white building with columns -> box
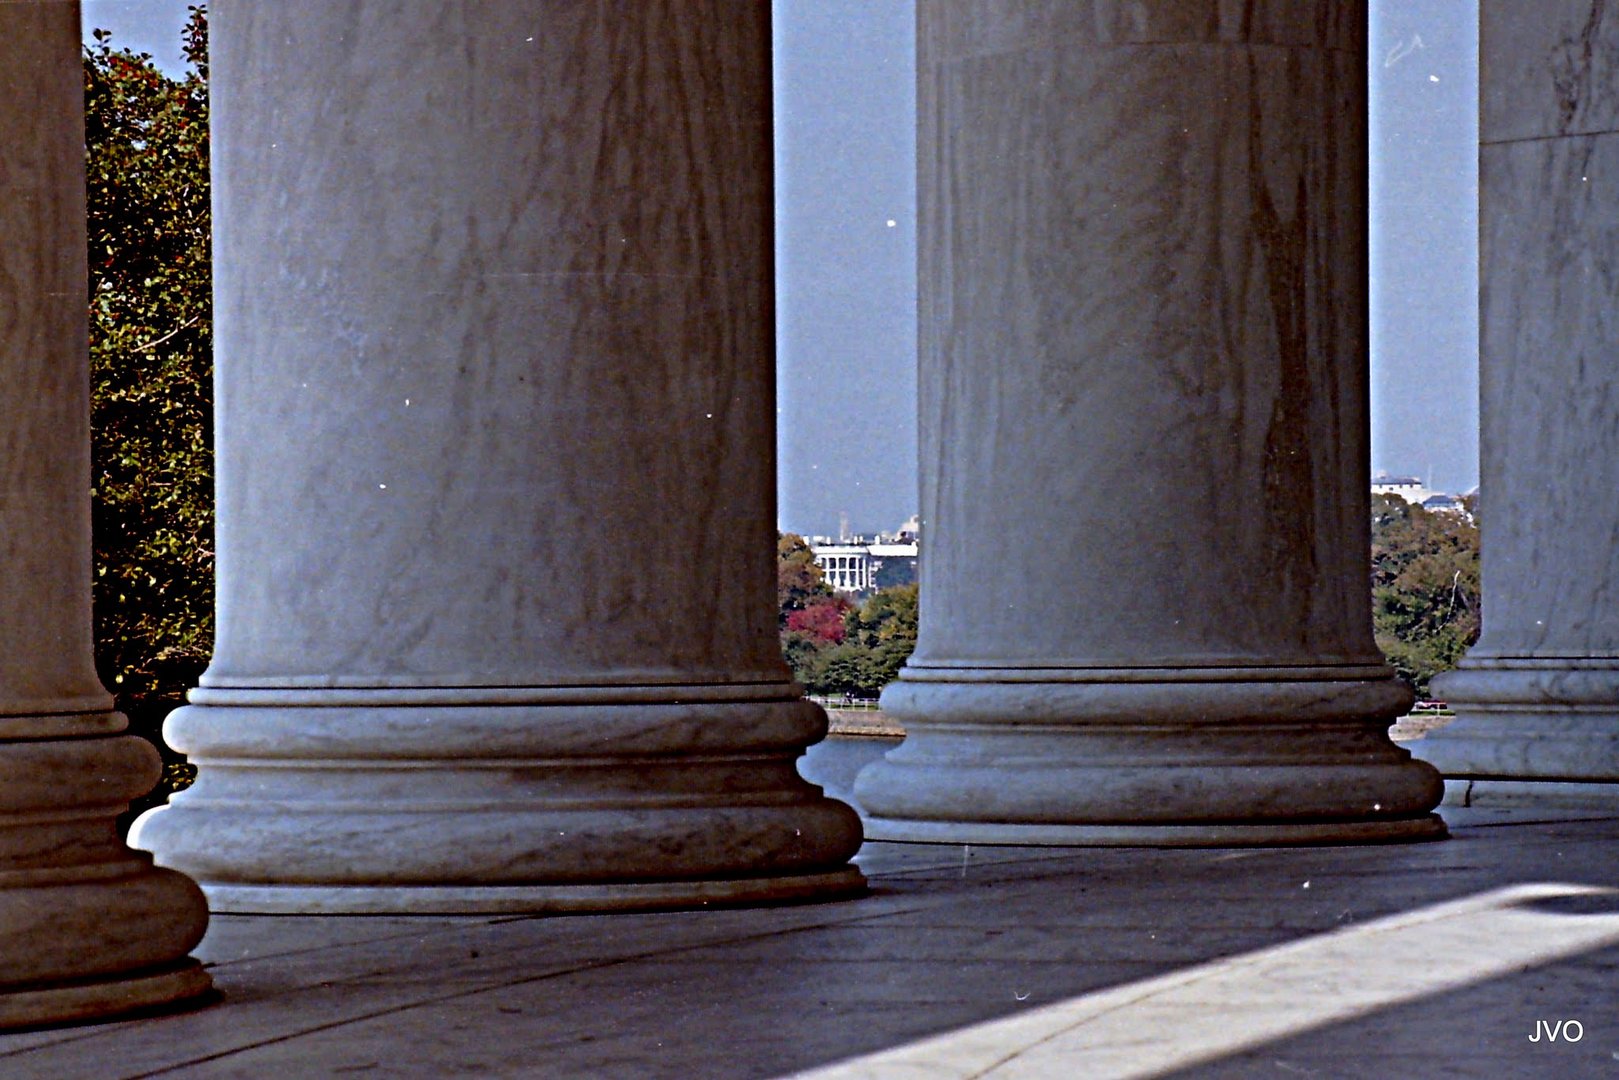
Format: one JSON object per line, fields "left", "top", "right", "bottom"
{"left": 812, "top": 545, "right": 876, "bottom": 593}
{"left": 2, "top": 0, "right": 1616, "bottom": 1033}
{"left": 809, "top": 520, "right": 919, "bottom": 594}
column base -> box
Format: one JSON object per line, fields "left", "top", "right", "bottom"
{"left": 133, "top": 685, "right": 866, "bottom": 914}
{"left": 1442, "top": 779, "right": 1619, "bottom": 813}
{"left": 863, "top": 816, "right": 1445, "bottom": 847}
{"left": 0, "top": 725, "right": 213, "bottom": 1029}
{"left": 0, "top": 961, "right": 213, "bottom": 1032}
{"left": 854, "top": 665, "right": 1446, "bottom": 846}
{"left": 201, "top": 868, "right": 868, "bottom": 915}
{"left": 1420, "top": 661, "right": 1619, "bottom": 786}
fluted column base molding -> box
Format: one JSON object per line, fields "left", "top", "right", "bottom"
{"left": 855, "top": 665, "right": 1447, "bottom": 846}
{"left": 132, "top": 685, "right": 866, "bottom": 914}
{"left": 1441, "top": 780, "right": 1619, "bottom": 812}
{"left": 0, "top": 964, "right": 213, "bottom": 1032}
{"left": 199, "top": 871, "right": 866, "bottom": 917}
{"left": 1421, "top": 660, "right": 1619, "bottom": 810}
{"left": 0, "top": 716, "right": 212, "bottom": 1030}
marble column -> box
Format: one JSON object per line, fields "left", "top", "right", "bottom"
{"left": 854, "top": 1, "right": 1445, "bottom": 845}
{"left": 130, "top": 0, "right": 863, "bottom": 912}
{"left": 1417, "top": 2, "right": 1619, "bottom": 809}
{"left": 0, "top": 4, "right": 211, "bottom": 1027}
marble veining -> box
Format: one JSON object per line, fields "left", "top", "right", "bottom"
{"left": 1473, "top": 134, "right": 1619, "bottom": 655}
{"left": 1419, "top": 4, "right": 1619, "bottom": 795}
{"left": 139, "top": 1, "right": 863, "bottom": 911}
{"left": 916, "top": 27, "right": 1371, "bottom": 664}
{"left": 1482, "top": 0, "right": 1619, "bottom": 143}
{"left": 209, "top": 0, "right": 780, "bottom": 682}
{"left": 856, "top": 0, "right": 1440, "bottom": 845}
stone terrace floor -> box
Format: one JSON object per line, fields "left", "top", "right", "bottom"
{"left": 6, "top": 737, "right": 1619, "bottom": 1079}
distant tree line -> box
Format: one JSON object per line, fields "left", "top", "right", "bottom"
{"left": 780, "top": 497, "right": 1480, "bottom": 702}
{"left": 1370, "top": 492, "right": 1480, "bottom": 698}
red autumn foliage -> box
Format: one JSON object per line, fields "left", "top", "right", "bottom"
{"left": 785, "top": 597, "right": 851, "bottom": 644}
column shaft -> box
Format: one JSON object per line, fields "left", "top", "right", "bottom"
{"left": 132, "top": 0, "right": 863, "bottom": 912}
{"left": 0, "top": 2, "right": 210, "bottom": 1027}
{"left": 855, "top": 0, "right": 1443, "bottom": 844}
{"left": 1420, "top": 1, "right": 1619, "bottom": 808}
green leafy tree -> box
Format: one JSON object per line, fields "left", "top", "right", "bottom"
{"left": 813, "top": 644, "right": 876, "bottom": 698}
{"left": 775, "top": 529, "right": 920, "bottom": 696}
{"left": 1370, "top": 493, "right": 1480, "bottom": 696}
{"left": 819, "top": 582, "right": 919, "bottom": 696}
{"left": 781, "top": 630, "right": 831, "bottom": 692}
{"left": 780, "top": 577, "right": 919, "bottom": 698}
{"left": 85, "top": 9, "right": 212, "bottom": 800}
{"left": 844, "top": 583, "right": 918, "bottom": 650}
{"left": 777, "top": 532, "right": 832, "bottom": 621}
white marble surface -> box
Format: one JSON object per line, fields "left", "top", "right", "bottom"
{"left": 1481, "top": 0, "right": 1619, "bottom": 142}
{"left": 912, "top": 21, "right": 1371, "bottom": 666}
{"left": 857, "top": 0, "right": 1441, "bottom": 843}
{"left": 205, "top": 0, "right": 781, "bottom": 685}
{"left": 1472, "top": 132, "right": 1619, "bottom": 658}
{"left": 137, "top": 0, "right": 862, "bottom": 911}
{"left": 0, "top": 3, "right": 210, "bottom": 1028}
{"left": 1421, "top": 2, "right": 1619, "bottom": 794}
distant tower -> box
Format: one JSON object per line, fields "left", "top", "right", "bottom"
{"left": 839, "top": 511, "right": 850, "bottom": 543}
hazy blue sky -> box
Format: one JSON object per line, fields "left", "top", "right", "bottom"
{"left": 82, "top": 0, "right": 192, "bottom": 71}
{"left": 84, "top": 1, "right": 1481, "bottom": 538}
{"left": 773, "top": 4, "right": 917, "bottom": 539}
{"left": 1368, "top": 1, "right": 1479, "bottom": 501}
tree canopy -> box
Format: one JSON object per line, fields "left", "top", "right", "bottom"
{"left": 776, "top": 532, "right": 831, "bottom": 620}
{"left": 1370, "top": 493, "right": 1480, "bottom": 697}
{"left": 85, "top": 8, "right": 212, "bottom": 799}
{"left": 777, "top": 533, "right": 918, "bottom": 697}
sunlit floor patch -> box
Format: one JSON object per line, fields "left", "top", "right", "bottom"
{"left": 794, "top": 882, "right": 1619, "bottom": 1079}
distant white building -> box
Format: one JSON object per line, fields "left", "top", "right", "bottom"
{"left": 1372, "top": 474, "right": 1474, "bottom": 521}
{"left": 813, "top": 544, "right": 877, "bottom": 592}
{"left": 1371, "top": 473, "right": 1436, "bottom": 506}
{"left": 809, "top": 516, "right": 919, "bottom": 594}
{"left": 1422, "top": 493, "right": 1466, "bottom": 515}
